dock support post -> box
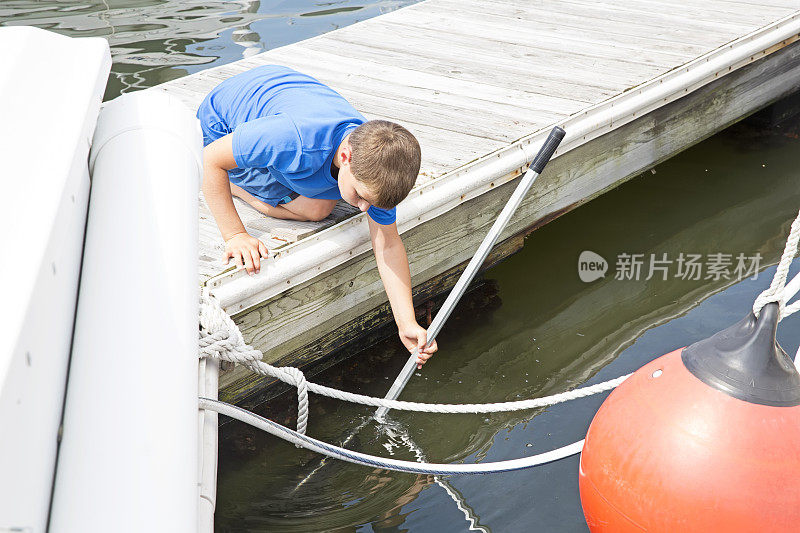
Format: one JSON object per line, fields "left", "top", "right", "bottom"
{"left": 198, "top": 358, "right": 219, "bottom": 533}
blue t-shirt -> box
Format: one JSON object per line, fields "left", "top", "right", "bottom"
{"left": 199, "top": 65, "right": 396, "bottom": 225}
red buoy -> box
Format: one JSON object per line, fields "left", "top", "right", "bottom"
{"left": 579, "top": 303, "right": 800, "bottom": 532}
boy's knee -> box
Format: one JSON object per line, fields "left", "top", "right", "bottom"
{"left": 284, "top": 198, "right": 336, "bottom": 221}
{"left": 304, "top": 203, "right": 334, "bottom": 221}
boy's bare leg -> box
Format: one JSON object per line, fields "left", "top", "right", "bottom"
{"left": 229, "top": 182, "right": 306, "bottom": 221}
{"left": 282, "top": 196, "right": 338, "bottom": 222}
{"left": 229, "top": 182, "right": 336, "bottom": 222}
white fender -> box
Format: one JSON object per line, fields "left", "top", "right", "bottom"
{"left": 50, "top": 90, "right": 202, "bottom": 532}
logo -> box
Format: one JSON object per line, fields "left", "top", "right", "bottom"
{"left": 576, "top": 251, "right": 760, "bottom": 282}
{"left": 578, "top": 251, "right": 608, "bottom": 282}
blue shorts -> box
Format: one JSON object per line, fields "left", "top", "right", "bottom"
{"left": 197, "top": 100, "right": 300, "bottom": 207}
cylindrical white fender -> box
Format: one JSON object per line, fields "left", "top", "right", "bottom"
{"left": 50, "top": 90, "right": 202, "bottom": 532}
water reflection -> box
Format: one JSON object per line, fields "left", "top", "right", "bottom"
{"left": 231, "top": 1, "right": 263, "bottom": 59}
{"left": 1, "top": 0, "right": 419, "bottom": 99}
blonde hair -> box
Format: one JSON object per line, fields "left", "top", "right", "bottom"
{"left": 348, "top": 120, "right": 421, "bottom": 209}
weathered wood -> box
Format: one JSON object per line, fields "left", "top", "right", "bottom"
{"left": 218, "top": 39, "right": 800, "bottom": 402}
{"left": 329, "top": 17, "right": 680, "bottom": 76}
{"left": 558, "top": 0, "right": 792, "bottom": 27}
{"left": 323, "top": 26, "right": 668, "bottom": 91}
{"left": 446, "top": 0, "right": 758, "bottom": 41}
{"left": 253, "top": 49, "right": 582, "bottom": 131}
{"left": 283, "top": 40, "right": 622, "bottom": 103}
{"left": 351, "top": 18, "right": 687, "bottom": 68}
{"left": 383, "top": 8, "right": 707, "bottom": 60}
{"left": 243, "top": 51, "right": 593, "bottom": 110}
{"left": 266, "top": 44, "right": 577, "bottom": 140}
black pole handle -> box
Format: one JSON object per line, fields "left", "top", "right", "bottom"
{"left": 530, "top": 126, "right": 566, "bottom": 174}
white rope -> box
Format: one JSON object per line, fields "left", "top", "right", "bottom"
{"left": 199, "top": 289, "right": 629, "bottom": 437}
{"left": 753, "top": 208, "right": 800, "bottom": 320}
{"left": 199, "top": 397, "right": 585, "bottom": 476}
{"left": 199, "top": 289, "right": 627, "bottom": 408}
{"left": 199, "top": 289, "right": 309, "bottom": 436}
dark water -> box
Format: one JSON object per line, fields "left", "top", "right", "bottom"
{"left": 0, "top": 0, "right": 419, "bottom": 101}
{"left": 215, "top": 111, "right": 800, "bottom": 532}
{"left": 7, "top": 2, "right": 800, "bottom": 531}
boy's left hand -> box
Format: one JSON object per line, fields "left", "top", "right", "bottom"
{"left": 398, "top": 322, "right": 438, "bottom": 369}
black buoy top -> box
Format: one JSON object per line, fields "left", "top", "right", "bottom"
{"left": 682, "top": 302, "right": 800, "bottom": 406}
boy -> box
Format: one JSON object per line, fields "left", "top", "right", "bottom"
{"left": 198, "top": 65, "right": 437, "bottom": 367}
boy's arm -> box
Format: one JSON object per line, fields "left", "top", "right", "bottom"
{"left": 368, "top": 218, "right": 438, "bottom": 367}
{"left": 203, "top": 134, "right": 268, "bottom": 275}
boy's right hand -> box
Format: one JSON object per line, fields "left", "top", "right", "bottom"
{"left": 224, "top": 232, "right": 269, "bottom": 275}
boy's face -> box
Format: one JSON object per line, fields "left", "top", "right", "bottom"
{"left": 337, "top": 140, "right": 376, "bottom": 213}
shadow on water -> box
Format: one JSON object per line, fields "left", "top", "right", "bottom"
{"left": 216, "top": 104, "right": 800, "bottom": 532}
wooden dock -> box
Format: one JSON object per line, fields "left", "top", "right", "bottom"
{"left": 146, "top": 0, "right": 800, "bottom": 405}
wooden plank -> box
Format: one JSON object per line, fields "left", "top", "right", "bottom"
{"left": 241, "top": 49, "right": 586, "bottom": 126}
{"left": 234, "top": 52, "right": 593, "bottom": 110}
{"left": 559, "top": 0, "right": 794, "bottom": 26}
{"left": 335, "top": 17, "right": 685, "bottom": 70}
{"left": 199, "top": 194, "right": 350, "bottom": 281}
{"left": 269, "top": 41, "right": 618, "bottom": 103}
{"left": 446, "top": 0, "right": 761, "bottom": 36}
{"left": 165, "top": 78, "right": 218, "bottom": 109}
{"left": 364, "top": 19, "right": 690, "bottom": 69}
{"left": 152, "top": 84, "right": 204, "bottom": 110}
{"left": 230, "top": 197, "right": 353, "bottom": 242}
{"left": 319, "top": 83, "right": 561, "bottom": 143}
{"left": 383, "top": 6, "right": 708, "bottom": 59}
{"left": 424, "top": 0, "right": 750, "bottom": 46}
{"left": 198, "top": 224, "right": 221, "bottom": 246}
{"left": 296, "top": 37, "right": 647, "bottom": 96}
{"left": 326, "top": 21, "right": 671, "bottom": 88}
{"left": 270, "top": 41, "right": 600, "bottom": 115}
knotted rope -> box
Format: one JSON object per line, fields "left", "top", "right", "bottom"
{"left": 200, "top": 289, "right": 309, "bottom": 437}
{"left": 753, "top": 208, "right": 800, "bottom": 320}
